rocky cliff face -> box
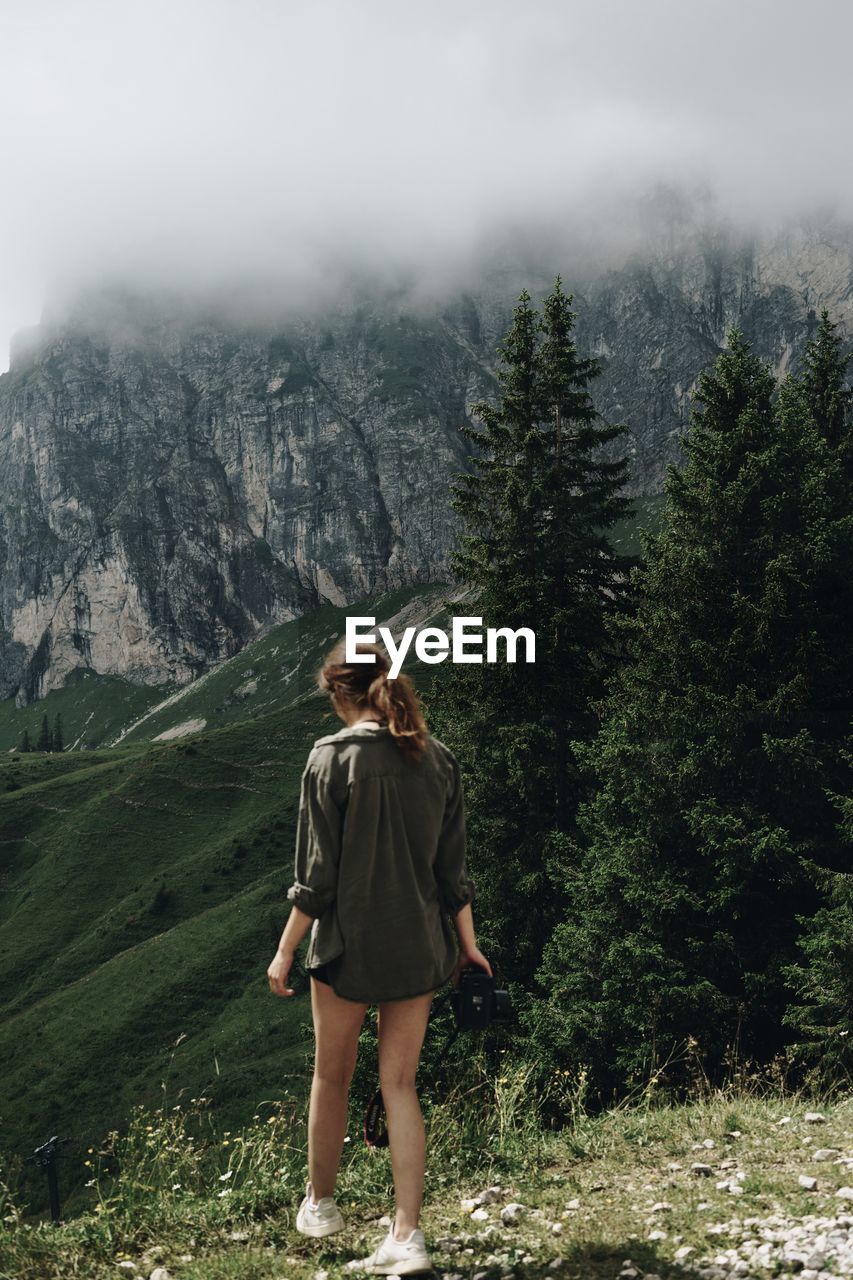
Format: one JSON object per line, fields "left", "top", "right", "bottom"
{"left": 2, "top": 213, "right": 852, "bottom": 704}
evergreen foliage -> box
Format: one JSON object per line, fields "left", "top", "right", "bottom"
{"left": 36, "top": 713, "right": 52, "bottom": 752}
{"left": 427, "top": 278, "right": 634, "bottom": 989}
{"left": 53, "top": 712, "right": 64, "bottom": 753}
{"left": 18, "top": 729, "right": 32, "bottom": 753}
{"left": 532, "top": 327, "right": 853, "bottom": 1099}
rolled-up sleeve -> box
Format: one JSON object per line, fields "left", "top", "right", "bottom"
{"left": 434, "top": 753, "right": 476, "bottom": 915}
{"left": 287, "top": 748, "right": 343, "bottom": 919}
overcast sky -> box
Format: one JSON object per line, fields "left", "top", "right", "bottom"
{"left": 1, "top": 0, "right": 852, "bottom": 369}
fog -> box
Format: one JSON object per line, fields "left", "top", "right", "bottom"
{"left": 1, "top": 0, "right": 852, "bottom": 369}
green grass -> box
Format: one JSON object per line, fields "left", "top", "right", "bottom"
{"left": 0, "top": 702, "right": 332, "bottom": 1215}
{"left": 0, "top": 1066, "right": 849, "bottom": 1280}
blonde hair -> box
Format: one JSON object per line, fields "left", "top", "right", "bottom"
{"left": 317, "top": 640, "right": 428, "bottom": 762}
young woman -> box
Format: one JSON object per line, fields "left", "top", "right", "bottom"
{"left": 267, "top": 639, "right": 491, "bottom": 1275}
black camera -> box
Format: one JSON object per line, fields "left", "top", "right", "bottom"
{"left": 449, "top": 965, "right": 512, "bottom": 1031}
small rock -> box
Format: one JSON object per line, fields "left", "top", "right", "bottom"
{"left": 547, "top": 1260, "right": 564, "bottom": 1273}
{"left": 732, "top": 1264, "right": 750, "bottom": 1276}
{"left": 725, "top": 1130, "right": 742, "bottom": 1139}
{"left": 813, "top": 1148, "right": 840, "bottom": 1161}
{"left": 550, "top": 1222, "right": 563, "bottom": 1235}
{"left": 500, "top": 1203, "right": 525, "bottom": 1226}
{"left": 777, "top": 1116, "right": 793, "bottom": 1126}
{"left": 836, "top": 1186, "right": 853, "bottom": 1199}
{"left": 565, "top": 1197, "right": 581, "bottom": 1210}
{"left": 647, "top": 1230, "right": 667, "bottom": 1241}
{"left": 644, "top": 1274, "right": 663, "bottom": 1280}
{"left": 798, "top": 1175, "right": 818, "bottom": 1190}
{"left": 379, "top": 1214, "right": 393, "bottom": 1227}
{"left": 668, "top": 1161, "right": 683, "bottom": 1171}
{"left": 649, "top": 1201, "right": 672, "bottom": 1212}
{"left": 442, "top": 1274, "right": 464, "bottom": 1280}
{"left": 470, "top": 1208, "right": 489, "bottom": 1222}
{"left": 473, "top": 1271, "right": 490, "bottom": 1280}
{"left": 692, "top": 1163, "right": 714, "bottom": 1176}
{"left": 674, "top": 1247, "right": 695, "bottom": 1260}
{"left": 460, "top": 1199, "right": 479, "bottom": 1214}
{"left": 149, "top": 1270, "right": 172, "bottom": 1280}
{"left": 702, "top": 1139, "right": 716, "bottom": 1149}
{"left": 229, "top": 1230, "right": 250, "bottom": 1242}
{"left": 719, "top": 1160, "right": 737, "bottom": 1170}
{"left": 803, "top": 1111, "right": 826, "bottom": 1124}
{"left": 804, "top": 1253, "right": 827, "bottom": 1270}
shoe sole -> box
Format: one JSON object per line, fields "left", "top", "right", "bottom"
{"left": 358, "top": 1259, "right": 433, "bottom": 1275}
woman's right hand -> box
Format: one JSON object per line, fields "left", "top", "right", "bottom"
{"left": 454, "top": 944, "right": 493, "bottom": 984}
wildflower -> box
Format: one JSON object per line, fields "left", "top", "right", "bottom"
{"left": 218, "top": 1171, "right": 233, "bottom": 1181}
{"left": 84, "top": 1160, "right": 92, "bottom": 1168}
{"left": 223, "top": 1140, "right": 230, "bottom": 1146}
{"left": 87, "top": 1146, "right": 94, "bottom": 1154}
{"left": 267, "top": 1116, "right": 276, "bottom": 1124}
{"left": 217, "top": 1189, "right": 230, "bottom": 1198}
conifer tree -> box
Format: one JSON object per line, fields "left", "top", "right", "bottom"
{"left": 36, "top": 714, "right": 52, "bottom": 753}
{"left": 427, "top": 279, "right": 634, "bottom": 986}
{"left": 19, "top": 729, "right": 32, "bottom": 753}
{"left": 53, "top": 713, "right": 64, "bottom": 753}
{"left": 532, "top": 328, "right": 853, "bottom": 1096}
{"left": 780, "top": 312, "right": 853, "bottom": 1086}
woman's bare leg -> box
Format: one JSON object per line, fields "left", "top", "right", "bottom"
{"left": 308, "top": 977, "right": 369, "bottom": 1200}
{"left": 377, "top": 990, "right": 435, "bottom": 1240}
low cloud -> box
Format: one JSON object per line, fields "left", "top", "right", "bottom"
{"left": 1, "top": 0, "right": 852, "bottom": 366}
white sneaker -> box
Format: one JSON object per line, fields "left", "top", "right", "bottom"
{"left": 344, "top": 1225, "right": 432, "bottom": 1275}
{"left": 296, "top": 1180, "right": 345, "bottom": 1237}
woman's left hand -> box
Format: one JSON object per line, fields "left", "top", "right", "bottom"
{"left": 267, "top": 948, "right": 295, "bottom": 997}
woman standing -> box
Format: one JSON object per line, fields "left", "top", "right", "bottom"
{"left": 267, "top": 640, "right": 491, "bottom": 1275}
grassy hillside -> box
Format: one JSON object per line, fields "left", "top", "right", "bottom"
{"left": 1, "top": 1077, "right": 850, "bottom": 1279}
{"left": 0, "top": 701, "right": 329, "bottom": 1213}
{"left": 0, "top": 582, "right": 453, "bottom": 754}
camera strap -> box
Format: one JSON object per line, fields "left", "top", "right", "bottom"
{"left": 363, "top": 990, "right": 461, "bottom": 1148}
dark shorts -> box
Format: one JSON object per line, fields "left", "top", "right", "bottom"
{"left": 307, "top": 963, "right": 333, "bottom": 987}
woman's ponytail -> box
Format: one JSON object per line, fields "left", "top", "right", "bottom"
{"left": 318, "top": 641, "right": 428, "bottom": 762}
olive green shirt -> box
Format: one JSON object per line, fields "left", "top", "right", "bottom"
{"left": 286, "top": 721, "right": 475, "bottom": 1002}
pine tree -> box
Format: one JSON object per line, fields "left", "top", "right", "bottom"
{"left": 52, "top": 713, "right": 64, "bottom": 753}
{"left": 19, "top": 729, "right": 32, "bottom": 753}
{"left": 532, "top": 328, "right": 853, "bottom": 1097}
{"left": 36, "top": 714, "right": 52, "bottom": 753}
{"left": 427, "top": 279, "right": 634, "bottom": 989}
{"left": 803, "top": 308, "right": 852, "bottom": 453}
{"left": 780, "top": 313, "right": 853, "bottom": 1088}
